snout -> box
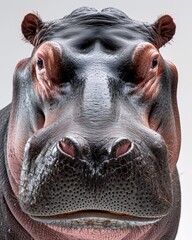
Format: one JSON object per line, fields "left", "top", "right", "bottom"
{"left": 19, "top": 132, "right": 172, "bottom": 224}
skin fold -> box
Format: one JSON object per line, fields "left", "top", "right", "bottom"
{"left": 0, "top": 7, "right": 181, "bottom": 240}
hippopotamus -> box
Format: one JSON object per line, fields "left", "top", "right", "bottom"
{"left": 0, "top": 7, "right": 181, "bottom": 240}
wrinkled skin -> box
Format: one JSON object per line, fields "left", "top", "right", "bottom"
{"left": 0, "top": 7, "right": 181, "bottom": 240}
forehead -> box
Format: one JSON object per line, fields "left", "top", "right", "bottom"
{"left": 36, "top": 8, "right": 154, "bottom": 50}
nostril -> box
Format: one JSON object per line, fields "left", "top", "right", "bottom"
{"left": 116, "top": 142, "right": 131, "bottom": 158}
{"left": 112, "top": 139, "right": 132, "bottom": 158}
{"left": 58, "top": 140, "right": 75, "bottom": 158}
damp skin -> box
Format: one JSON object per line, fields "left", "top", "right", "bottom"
{"left": 0, "top": 7, "right": 181, "bottom": 240}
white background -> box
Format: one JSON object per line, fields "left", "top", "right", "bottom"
{"left": 0, "top": 1, "right": 191, "bottom": 239}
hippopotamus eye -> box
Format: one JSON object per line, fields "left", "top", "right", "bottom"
{"left": 37, "top": 58, "right": 44, "bottom": 70}
{"left": 151, "top": 58, "right": 158, "bottom": 69}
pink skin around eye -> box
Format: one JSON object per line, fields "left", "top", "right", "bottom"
{"left": 132, "top": 43, "right": 159, "bottom": 79}
{"left": 131, "top": 43, "right": 162, "bottom": 101}
{"left": 33, "top": 41, "right": 62, "bottom": 97}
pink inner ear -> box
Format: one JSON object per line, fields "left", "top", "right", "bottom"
{"left": 116, "top": 142, "right": 131, "bottom": 158}
{"left": 59, "top": 141, "right": 75, "bottom": 158}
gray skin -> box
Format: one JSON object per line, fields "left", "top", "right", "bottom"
{"left": 0, "top": 7, "right": 181, "bottom": 240}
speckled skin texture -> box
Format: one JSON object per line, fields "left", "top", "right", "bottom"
{"left": 0, "top": 7, "right": 181, "bottom": 240}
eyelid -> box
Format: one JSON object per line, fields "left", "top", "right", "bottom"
{"left": 36, "top": 52, "right": 46, "bottom": 64}
{"left": 150, "top": 51, "right": 159, "bottom": 62}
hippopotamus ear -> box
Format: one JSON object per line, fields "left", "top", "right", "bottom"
{"left": 21, "top": 13, "right": 43, "bottom": 45}
{"left": 153, "top": 15, "right": 176, "bottom": 48}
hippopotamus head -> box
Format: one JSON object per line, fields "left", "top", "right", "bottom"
{"left": 6, "top": 7, "right": 180, "bottom": 240}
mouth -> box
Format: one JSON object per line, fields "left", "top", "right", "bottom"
{"left": 31, "top": 210, "right": 161, "bottom": 229}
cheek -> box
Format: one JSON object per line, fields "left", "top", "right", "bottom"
{"left": 7, "top": 114, "right": 33, "bottom": 195}
{"left": 166, "top": 60, "right": 178, "bottom": 80}
{"left": 148, "top": 111, "right": 179, "bottom": 172}
{"left": 158, "top": 120, "right": 179, "bottom": 172}
{"left": 33, "top": 110, "right": 45, "bottom": 132}
{"left": 41, "top": 106, "right": 64, "bottom": 129}
{"left": 7, "top": 135, "right": 24, "bottom": 196}
{"left": 144, "top": 106, "right": 178, "bottom": 172}
{"left": 7, "top": 129, "right": 25, "bottom": 175}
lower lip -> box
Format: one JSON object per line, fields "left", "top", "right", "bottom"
{"left": 31, "top": 211, "right": 160, "bottom": 229}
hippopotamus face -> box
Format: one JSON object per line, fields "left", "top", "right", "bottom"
{"left": 6, "top": 7, "right": 180, "bottom": 240}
